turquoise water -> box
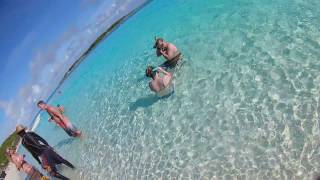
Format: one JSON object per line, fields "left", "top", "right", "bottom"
{"left": 22, "top": 0, "right": 320, "bottom": 179}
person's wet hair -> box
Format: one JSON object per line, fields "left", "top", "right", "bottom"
{"left": 146, "top": 66, "right": 155, "bottom": 78}
{"left": 153, "top": 38, "right": 164, "bottom": 49}
{"left": 37, "top": 100, "right": 45, "bottom": 106}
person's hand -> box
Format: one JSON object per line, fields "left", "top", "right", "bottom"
{"left": 160, "top": 48, "right": 165, "bottom": 54}
{"left": 152, "top": 67, "right": 159, "bottom": 72}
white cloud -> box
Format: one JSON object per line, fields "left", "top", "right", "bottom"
{"left": 32, "top": 84, "right": 41, "bottom": 94}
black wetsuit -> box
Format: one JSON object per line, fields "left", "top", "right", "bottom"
{"left": 21, "top": 132, "right": 48, "bottom": 164}
{"left": 21, "top": 132, "right": 74, "bottom": 180}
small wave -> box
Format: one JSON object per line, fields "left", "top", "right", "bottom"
{"left": 31, "top": 114, "right": 41, "bottom": 131}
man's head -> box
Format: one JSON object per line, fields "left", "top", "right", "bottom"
{"left": 146, "top": 66, "right": 155, "bottom": 78}
{"left": 16, "top": 124, "right": 26, "bottom": 136}
{"left": 6, "top": 147, "right": 15, "bottom": 156}
{"left": 37, "top": 100, "right": 46, "bottom": 109}
{"left": 153, "top": 38, "right": 164, "bottom": 49}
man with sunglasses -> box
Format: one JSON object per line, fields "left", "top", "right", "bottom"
{"left": 153, "top": 37, "right": 182, "bottom": 69}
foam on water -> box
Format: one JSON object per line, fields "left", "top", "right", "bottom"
{"left": 21, "top": 0, "right": 320, "bottom": 179}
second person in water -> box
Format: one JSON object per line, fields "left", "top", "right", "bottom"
{"left": 37, "top": 101, "right": 81, "bottom": 137}
{"left": 146, "top": 66, "right": 174, "bottom": 97}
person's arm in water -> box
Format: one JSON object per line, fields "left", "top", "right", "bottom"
{"left": 49, "top": 107, "right": 65, "bottom": 122}
{"left": 157, "top": 67, "right": 171, "bottom": 76}
{"left": 168, "top": 43, "right": 178, "bottom": 58}
{"left": 149, "top": 82, "right": 155, "bottom": 92}
{"left": 57, "top": 105, "right": 65, "bottom": 113}
{"left": 30, "top": 132, "right": 49, "bottom": 146}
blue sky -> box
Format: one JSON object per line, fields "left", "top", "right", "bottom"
{"left": 0, "top": 0, "right": 146, "bottom": 143}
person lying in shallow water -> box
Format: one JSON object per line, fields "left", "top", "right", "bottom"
{"left": 37, "top": 101, "right": 81, "bottom": 137}
{"left": 146, "top": 66, "right": 174, "bottom": 97}
{"left": 153, "top": 37, "right": 182, "bottom": 69}
{"left": 6, "top": 148, "right": 50, "bottom": 180}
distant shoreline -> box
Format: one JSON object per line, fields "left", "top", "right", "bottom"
{"left": 54, "top": 1, "right": 152, "bottom": 97}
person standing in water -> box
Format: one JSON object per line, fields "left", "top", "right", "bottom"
{"left": 153, "top": 37, "right": 182, "bottom": 69}
{"left": 37, "top": 101, "right": 81, "bottom": 137}
{"left": 16, "top": 125, "right": 74, "bottom": 180}
{"left": 6, "top": 148, "right": 50, "bottom": 180}
{"left": 146, "top": 66, "right": 174, "bottom": 97}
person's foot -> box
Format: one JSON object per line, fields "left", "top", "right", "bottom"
{"left": 75, "top": 131, "right": 81, "bottom": 137}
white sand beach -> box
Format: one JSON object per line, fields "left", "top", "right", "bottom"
{"left": 4, "top": 162, "right": 23, "bottom": 180}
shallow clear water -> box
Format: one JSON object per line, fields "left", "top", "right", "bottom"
{"left": 21, "top": 0, "right": 320, "bottom": 179}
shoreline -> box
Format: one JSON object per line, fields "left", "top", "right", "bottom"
{"left": 48, "top": 1, "right": 152, "bottom": 103}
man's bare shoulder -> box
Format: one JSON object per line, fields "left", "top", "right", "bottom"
{"left": 168, "top": 43, "right": 177, "bottom": 50}
{"left": 47, "top": 105, "right": 58, "bottom": 112}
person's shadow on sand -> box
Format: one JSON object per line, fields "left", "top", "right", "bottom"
{"left": 129, "top": 95, "right": 159, "bottom": 111}
{"left": 129, "top": 94, "right": 173, "bottom": 111}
